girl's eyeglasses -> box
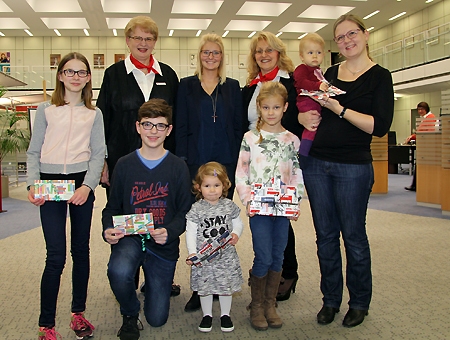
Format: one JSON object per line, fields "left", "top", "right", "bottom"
{"left": 62, "top": 69, "right": 89, "bottom": 78}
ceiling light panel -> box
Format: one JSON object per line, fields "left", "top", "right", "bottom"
{"left": 298, "top": 5, "right": 354, "bottom": 20}
{"left": 26, "top": 0, "right": 82, "bottom": 12}
{"left": 280, "top": 22, "right": 327, "bottom": 33}
{"left": 172, "top": 0, "right": 223, "bottom": 14}
{"left": 41, "top": 18, "right": 89, "bottom": 29}
{"left": 0, "top": 1, "right": 12, "bottom": 12}
{"left": 237, "top": 2, "right": 291, "bottom": 17}
{"left": 101, "top": 0, "right": 151, "bottom": 13}
{"left": 0, "top": 18, "right": 28, "bottom": 29}
{"left": 167, "top": 19, "right": 212, "bottom": 30}
{"left": 106, "top": 18, "right": 133, "bottom": 29}
{"left": 224, "top": 20, "right": 271, "bottom": 31}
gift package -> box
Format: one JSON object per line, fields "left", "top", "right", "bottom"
{"left": 113, "top": 213, "right": 155, "bottom": 235}
{"left": 188, "top": 230, "right": 233, "bottom": 266}
{"left": 34, "top": 180, "right": 75, "bottom": 201}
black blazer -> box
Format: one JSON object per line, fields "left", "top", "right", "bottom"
{"left": 97, "top": 60, "right": 179, "bottom": 176}
{"left": 241, "top": 75, "right": 302, "bottom": 138}
{"left": 175, "top": 75, "right": 242, "bottom": 166}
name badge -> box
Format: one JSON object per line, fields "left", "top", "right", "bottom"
{"left": 156, "top": 82, "right": 166, "bottom": 85}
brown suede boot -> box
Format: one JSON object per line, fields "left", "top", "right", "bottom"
{"left": 250, "top": 274, "right": 268, "bottom": 331}
{"left": 264, "top": 270, "right": 283, "bottom": 328}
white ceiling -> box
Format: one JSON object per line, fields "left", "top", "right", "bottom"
{"left": 0, "top": 0, "right": 438, "bottom": 40}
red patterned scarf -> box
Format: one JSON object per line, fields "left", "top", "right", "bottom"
{"left": 249, "top": 66, "right": 279, "bottom": 87}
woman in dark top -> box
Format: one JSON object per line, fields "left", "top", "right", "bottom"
{"left": 241, "top": 31, "right": 299, "bottom": 301}
{"left": 293, "top": 14, "right": 394, "bottom": 328}
{"left": 175, "top": 33, "right": 242, "bottom": 312}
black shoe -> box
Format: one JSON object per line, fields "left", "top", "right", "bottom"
{"left": 171, "top": 284, "right": 181, "bottom": 296}
{"left": 184, "top": 291, "right": 201, "bottom": 312}
{"left": 317, "top": 306, "right": 339, "bottom": 325}
{"left": 117, "top": 315, "right": 142, "bottom": 340}
{"left": 198, "top": 316, "right": 213, "bottom": 332}
{"left": 405, "top": 186, "right": 416, "bottom": 191}
{"left": 220, "top": 315, "right": 234, "bottom": 332}
{"left": 342, "top": 309, "right": 368, "bottom": 328}
{"left": 276, "top": 276, "right": 298, "bottom": 301}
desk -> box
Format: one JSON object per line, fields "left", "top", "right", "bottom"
{"left": 388, "top": 145, "right": 415, "bottom": 175}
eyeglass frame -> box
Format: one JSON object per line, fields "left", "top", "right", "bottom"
{"left": 255, "top": 48, "right": 276, "bottom": 55}
{"left": 139, "top": 121, "right": 170, "bottom": 131}
{"left": 128, "top": 36, "right": 156, "bottom": 43}
{"left": 201, "top": 50, "right": 222, "bottom": 57}
{"left": 333, "top": 29, "right": 362, "bottom": 44}
{"left": 61, "top": 69, "right": 90, "bottom": 78}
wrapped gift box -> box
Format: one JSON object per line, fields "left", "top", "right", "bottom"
{"left": 188, "top": 230, "right": 233, "bottom": 266}
{"left": 34, "top": 180, "right": 75, "bottom": 201}
{"left": 113, "top": 213, "right": 154, "bottom": 235}
{"left": 249, "top": 177, "right": 299, "bottom": 217}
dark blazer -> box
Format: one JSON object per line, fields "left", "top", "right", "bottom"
{"left": 97, "top": 60, "right": 179, "bottom": 176}
{"left": 241, "top": 75, "right": 302, "bottom": 138}
{"left": 175, "top": 75, "right": 242, "bottom": 167}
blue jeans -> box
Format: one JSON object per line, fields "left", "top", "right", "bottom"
{"left": 107, "top": 236, "right": 176, "bottom": 327}
{"left": 38, "top": 192, "right": 95, "bottom": 327}
{"left": 249, "top": 215, "right": 289, "bottom": 278}
{"left": 300, "top": 156, "right": 374, "bottom": 310}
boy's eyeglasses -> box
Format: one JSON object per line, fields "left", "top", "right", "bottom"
{"left": 201, "top": 50, "right": 222, "bottom": 57}
{"left": 62, "top": 69, "right": 89, "bottom": 78}
{"left": 334, "top": 29, "right": 361, "bottom": 44}
{"left": 139, "top": 122, "right": 169, "bottom": 131}
{"left": 128, "top": 36, "right": 156, "bottom": 42}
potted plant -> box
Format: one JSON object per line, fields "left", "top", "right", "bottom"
{"left": 0, "top": 86, "right": 30, "bottom": 199}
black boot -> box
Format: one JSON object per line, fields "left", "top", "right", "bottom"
{"left": 184, "top": 291, "right": 201, "bottom": 312}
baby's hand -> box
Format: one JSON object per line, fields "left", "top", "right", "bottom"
{"left": 319, "top": 82, "right": 329, "bottom": 92}
{"left": 186, "top": 253, "right": 196, "bottom": 266}
{"left": 229, "top": 233, "right": 239, "bottom": 246}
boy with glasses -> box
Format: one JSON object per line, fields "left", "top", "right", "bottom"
{"left": 102, "top": 98, "right": 191, "bottom": 340}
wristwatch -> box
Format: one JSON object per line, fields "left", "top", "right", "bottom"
{"left": 339, "top": 107, "right": 347, "bottom": 119}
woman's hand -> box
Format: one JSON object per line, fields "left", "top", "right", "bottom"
{"left": 104, "top": 228, "right": 125, "bottom": 245}
{"left": 28, "top": 187, "right": 46, "bottom": 206}
{"left": 100, "top": 160, "right": 110, "bottom": 187}
{"left": 298, "top": 110, "right": 322, "bottom": 131}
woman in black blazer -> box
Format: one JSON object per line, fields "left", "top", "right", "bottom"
{"left": 241, "top": 31, "right": 299, "bottom": 302}
{"left": 175, "top": 33, "right": 243, "bottom": 312}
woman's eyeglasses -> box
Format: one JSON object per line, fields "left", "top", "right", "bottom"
{"left": 62, "top": 69, "right": 89, "bottom": 78}
{"left": 201, "top": 50, "right": 222, "bottom": 57}
{"left": 128, "top": 36, "right": 156, "bottom": 42}
{"left": 139, "top": 122, "right": 169, "bottom": 131}
{"left": 334, "top": 29, "right": 361, "bottom": 44}
{"left": 255, "top": 48, "right": 275, "bottom": 55}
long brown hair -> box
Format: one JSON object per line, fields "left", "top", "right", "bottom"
{"left": 51, "top": 52, "right": 94, "bottom": 109}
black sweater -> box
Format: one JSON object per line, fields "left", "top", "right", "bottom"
{"left": 102, "top": 151, "right": 191, "bottom": 261}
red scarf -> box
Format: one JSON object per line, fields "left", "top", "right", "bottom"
{"left": 130, "top": 54, "right": 160, "bottom": 75}
{"left": 249, "top": 66, "right": 279, "bottom": 87}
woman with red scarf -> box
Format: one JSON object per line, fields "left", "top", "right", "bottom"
{"left": 241, "top": 32, "right": 300, "bottom": 304}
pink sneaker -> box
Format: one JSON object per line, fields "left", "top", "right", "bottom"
{"left": 38, "top": 327, "right": 62, "bottom": 340}
{"left": 70, "top": 313, "right": 95, "bottom": 339}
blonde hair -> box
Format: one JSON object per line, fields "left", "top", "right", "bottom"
{"left": 246, "top": 31, "right": 294, "bottom": 85}
{"left": 52, "top": 52, "right": 94, "bottom": 110}
{"left": 333, "top": 14, "right": 371, "bottom": 59}
{"left": 124, "top": 16, "right": 158, "bottom": 40}
{"left": 193, "top": 162, "right": 231, "bottom": 200}
{"left": 299, "top": 33, "right": 325, "bottom": 54}
{"left": 255, "top": 82, "right": 288, "bottom": 143}
{"left": 195, "top": 33, "right": 226, "bottom": 85}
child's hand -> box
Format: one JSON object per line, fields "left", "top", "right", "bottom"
{"left": 28, "top": 187, "right": 46, "bottom": 206}
{"left": 319, "top": 82, "right": 329, "bottom": 92}
{"left": 68, "top": 185, "right": 91, "bottom": 205}
{"left": 150, "top": 228, "right": 168, "bottom": 245}
{"left": 246, "top": 201, "right": 256, "bottom": 217}
{"left": 186, "top": 253, "right": 196, "bottom": 265}
{"left": 229, "top": 233, "right": 239, "bottom": 246}
{"left": 104, "top": 228, "right": 125, "bottom": 244}
{"left": 288, "top": 207, "right": 301, "bottom": 221}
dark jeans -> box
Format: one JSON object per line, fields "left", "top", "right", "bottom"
{"left": 107, "top": 236, "right": 176, "bottom": 327}
{"left": 249, "top": 215, "right": 289, "bottom": 277}
{"left": 38, "top": 191, "right": 95, "bottom": 327}
{"left": 300, "top": 156, "right": 373, "bottom": 310}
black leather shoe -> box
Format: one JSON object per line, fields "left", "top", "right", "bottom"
{"left": 405, "top": 186, "right": 416, "bottom": 191}
{"left": 317, "top": 306, "right": 339, "bottom": 325}
{"left": 342, "top": 308, "right": 368, "bottom": 327}
{"left": 184, "top": 291, "right": 201, "bottom": 312}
